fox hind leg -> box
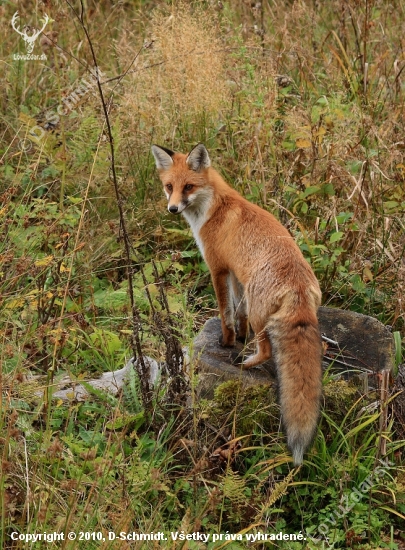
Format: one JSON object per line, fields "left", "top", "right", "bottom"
{"left": 242, "top": 323, "right": 272, "bottom": 370}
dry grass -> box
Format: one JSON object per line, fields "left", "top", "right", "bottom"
{"left": 121, "top": 2, "right": 232, "bottom": 146}
{"left": 1, "top": 0, "right": 405, "bottom": 546}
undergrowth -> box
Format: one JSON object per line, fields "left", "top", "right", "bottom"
{"left": 1, "top": 0, "right": 405, "bottom": 548}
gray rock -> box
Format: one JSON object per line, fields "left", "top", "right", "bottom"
{"left": 193, "top": 307, "right": 395, "bottom": 398}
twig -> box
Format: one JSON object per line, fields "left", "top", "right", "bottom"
{"left": 65, "top": 0, "right": 152, "bottom": 408}
{"left": 321, "top": 334, "right": 339, "bottom": 346}
{"left": 377, "top": 369, "right": 391, "bottom": 458}
{"left": 323, "top": 353, "right": 372, "bottom": 373}
{"left": 23, "top": 437, "right": 30, "bottom": 524}
{"left": 151, "top": 261, "right": 187, "bottom": 400}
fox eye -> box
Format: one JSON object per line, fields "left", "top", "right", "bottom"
{"left": 166, "top": 183, "right": 173, "bottom": 192}
{"left": 184, "top": 184, "right": 193, "bottom": 191}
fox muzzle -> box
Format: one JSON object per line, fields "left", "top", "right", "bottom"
{"left": 168, "top": 201, "right": 188, "bottom": 214}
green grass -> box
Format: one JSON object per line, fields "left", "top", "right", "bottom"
{"left": 1, "top": 0, "right": 405, "bottom": 548}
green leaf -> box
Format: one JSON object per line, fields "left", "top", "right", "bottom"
{"left": 93, "top": 287, "right": 128, "bottom": 310}
{"left": 181, "top": 250, "right": 200, "bottom": 258}
{"left": 384, "top": 201, "right": 399, "bottom": 211}
{"left": 302, "top": 185, "right": 321, "bottom": 198}
{"left": 105, "top": 412, "right": 144, "bottom": 431}
{"left": 41, "top": 165, "right": 60, "bottom": 179}
{"left": 281, "top": 140, "right": 296, "bottom": 151}
{"left": 89, "top": 328, "right": 122, "bottom": 354}
{"left": 321, "top": 182, "right": 335, "bottom": 196}
{"left": 316, "top": 96, "right": 329, "bottom": 106}
{"left": 336, "top": 211, "right": 353, "bottom": 224}
{"left": 329, "top": 231, "right": 343, "bottom": 243}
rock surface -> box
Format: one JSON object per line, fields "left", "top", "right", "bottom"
{"left": 51, "top": 357, "right": 160, "bottom": 402}
{"left": 193, "top": 306, "right": 395, "bottom": 398}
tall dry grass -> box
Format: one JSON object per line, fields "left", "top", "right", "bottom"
{"left": 120, "top": 2, "right": 232, "bottom": 146}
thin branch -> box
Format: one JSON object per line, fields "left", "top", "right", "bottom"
{"left": 65, "top": 0, "right": 152, "bottom": 406}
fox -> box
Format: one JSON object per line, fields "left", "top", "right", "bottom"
{"left": 151, "top": 143, "right": 323, "bottom": 465}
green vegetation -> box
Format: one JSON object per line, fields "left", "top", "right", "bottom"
{"left": 1, "top": 0, "right": 405, "bottom": 548}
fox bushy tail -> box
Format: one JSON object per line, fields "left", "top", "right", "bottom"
{"left": 268, "top": 309, "right": 323, "bottom": 465}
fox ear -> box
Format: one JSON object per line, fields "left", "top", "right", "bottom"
{"left": 186, "top": 144, "right": 211, "bottom": 172}
{"left": 151, "top": 145, "right": 174, "bottom": 171}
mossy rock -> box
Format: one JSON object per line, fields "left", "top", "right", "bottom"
{"left": 200, "top": 379, "right": 280, "bottom": 437}
{"left": 201, "top": 376, "right": 376, "bottom": 438}
{"left": 323, "top": 379, "right": 363, "bottom": 424}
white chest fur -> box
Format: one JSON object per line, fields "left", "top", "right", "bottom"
{"left": 182, "top": 187, "right": 213, "bottom": 259}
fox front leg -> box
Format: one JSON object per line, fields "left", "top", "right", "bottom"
{"left": 211, "top": 270, "right": 236, "bottom": 347}
{"left": 229, "top": 271, "right": 248, "bottom": 341}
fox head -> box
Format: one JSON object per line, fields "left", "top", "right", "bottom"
{"left": 151, "top": 143, "right": 212, "bottom": 215}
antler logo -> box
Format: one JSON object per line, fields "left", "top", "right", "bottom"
{"left": 11, "top": 12, "right": 49, "bottom": 54}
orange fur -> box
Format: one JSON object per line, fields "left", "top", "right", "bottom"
{"left": 151, "top": 144, "right": 323, "bottom": 465}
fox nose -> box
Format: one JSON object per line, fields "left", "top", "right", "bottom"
{"left": 168, "top": 205, "right": 179, "bottom": 214}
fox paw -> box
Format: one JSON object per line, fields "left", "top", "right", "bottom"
{"left": 240, "top": 353, "right": 261, "bottom": 369}
{"left": 219, "top": 332, "right": 236, "bottom": 348}
{"left": 232, "top": 354, "right": 258, "bottom": 369}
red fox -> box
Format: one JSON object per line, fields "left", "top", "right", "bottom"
{"left": 151, "top": 143, "right": 323, "bottom": 465}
